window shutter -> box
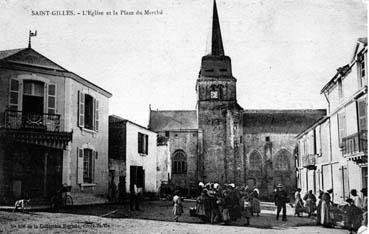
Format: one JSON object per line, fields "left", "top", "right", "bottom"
{"left": 78, "top": 91, "right": 85, "bottom": 127}
{"left": 145, "top": 135, "right": 148, "bottom": 154}
{"left": 94, "top": 99, "right": 99, "bottom": 131}
{"left": 138, "top": 133, "right": 142, "bottom": 153}
{"left": 9, "top": 79, "right": 19, "bottom": 110}
{"left": 338, "top": 112, "right": 346, "bottom": 146}
{"left": 47, "top": 84, "right": 56, "bottom": 114}
{"left": 77, "top": 148, "right": 84, "bottom": 184}
{"left": 358, "top": 99, "right": 367, "bottom": 131}
{"left": 92, "top": 151, "right": 96, "bottom": 183}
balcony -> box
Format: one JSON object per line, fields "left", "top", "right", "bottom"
{"left": 302, "top": 154, "right": 317, "bottom": 170}
{"left": 342, "top": 130, "right": 367, "bottom": 165}
{"left": 342, "top": 130, "right": 367, "bottom": 156}
{"left": 4, "top": 109, "right": 62, "bottom": 132}
{"left": 0, "top": 110, "right": 72, "bottom": 150}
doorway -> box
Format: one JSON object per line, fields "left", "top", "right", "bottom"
{"left": 130, "top": 166, "right": 145, "bottom": 191}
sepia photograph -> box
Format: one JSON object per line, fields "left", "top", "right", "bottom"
{"left": 0, "top": 0, "right": 367, "bottom": 233}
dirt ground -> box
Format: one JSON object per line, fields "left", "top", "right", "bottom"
{"left": 0, "top": 200, "right": 348, "bottom": 233}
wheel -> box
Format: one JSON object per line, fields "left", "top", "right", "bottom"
{"left": 65, "top": 195, "right": 73, "bottom": 207}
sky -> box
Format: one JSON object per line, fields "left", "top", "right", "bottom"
{"left": 0, "top": 0, "right": 367, "bottom": 126}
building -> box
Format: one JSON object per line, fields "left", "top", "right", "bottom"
{"left": 297, "top": 38, "right": 367, "bottom": 203}
{"left": 108, "top": 115, "right": 169, "bottom": 199}
{"left": 0, "top": 44, "right": 112, "bottom": 205}
{"left": 148, "top": 0, "right": 326, "bottom": 199}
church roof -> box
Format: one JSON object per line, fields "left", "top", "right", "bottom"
{"left": 211, "top": 0, "right": 224, "bottom": 56}
{"left": 148, "top": 110, "right": 198, "bottom": 132}
{"left": 242, "top": 109, "right": 327, "bottom": 134}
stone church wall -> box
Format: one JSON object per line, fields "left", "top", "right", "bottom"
{"left": 243, "top": 132, "right": 297, "bottom": 201}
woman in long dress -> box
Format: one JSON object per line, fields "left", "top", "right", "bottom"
{"left": 239, "top": 190, "right": 251, "bottom": 226}
{"left": 251, "top": 188, "right": 261, "bottom": 216}
{"left": 294, "top": 188, "right": 304, "bottom": 217}
{"left": 172, "top": 191, "right": 183, "bottom": 222}
{"left": 320, "top": 189, "right": 334, "bottom": 227}
{"left": 304, "top": 190, "right": 317, "bottom": 217}
{"left": 196, "top": 191, "right": 206, "bottom": 217}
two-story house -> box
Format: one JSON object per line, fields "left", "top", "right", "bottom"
{"left": 297, "top": 38, "right": 367, "bottom": 204}
{"left": 109, "top": 115, "right": 167, "bottom": 200}
{"left": 0, "top": 45, "right": 111, "bottom": 205}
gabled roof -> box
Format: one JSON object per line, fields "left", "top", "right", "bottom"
{"left": 109, "top": 115, "right": 153, "bottom": 131}
{"left": 322, "top": 37, "right": 367, "bottom": 94}
{"left": 0, "top": 47, "right": 112, "bottom": 97}
{"left": 242, "top": 109, "right": 326, "bottom": 134}
{"left": 148, "top": 110, "right": 198, "bottom": 132}
{"left": 0, "top": 48, "right": 25, "bottom": 60}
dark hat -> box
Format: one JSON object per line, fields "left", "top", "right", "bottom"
{"left": 327, "top": 188, "right": 333, "bottom": 193}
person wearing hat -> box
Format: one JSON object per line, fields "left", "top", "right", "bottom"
{"left": 342, "top": 198, "right": 363, "bottom": 233}
{"left": 274, "top": 184, "right": 289, "bottom": 221}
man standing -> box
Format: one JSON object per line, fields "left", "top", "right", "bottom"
{"left": 274, "top": 184, "right": 289, "bottom": 221}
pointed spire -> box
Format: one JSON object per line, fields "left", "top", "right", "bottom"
{"left": 211, "top": 0, "right": 224, "bottom": 56}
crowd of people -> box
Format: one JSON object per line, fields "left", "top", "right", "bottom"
{"left": 293, "top": 187, "right": 368, "bottom": 233}
{"left": 173, "top": 182, "right": 262, "bottom": 225}
{"left": 172, "top": 183, "right": 368, "bottom": 233}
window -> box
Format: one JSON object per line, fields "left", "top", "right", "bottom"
{"left": 338, "top": 112, "right": 346, "bottom": 146}
{"left": 78, "top": 91, "right": 99, "bottom": 131}
{"left": 338, "top": 79, "right": 343, "bottom": 101}
{"left": 23, "top": 80, "right": 44, "bottom": 96}
{"left": 275, "top": 149, "right": 291, "bottom": 171}
{"left": 83, "top": 149, "right": 93, "bottom": 183}
{"left": 84, "top": 94, "right": 94, "bottom": 130}
{"left": 47, "top": 84, "right": 56, "bottom": 114}
{"left": 249, "top": 150, "right": 262, "bottom": 171}
{"left": 138, "top": 132, "right": 148, "bottom": 154}
{"left": 172, "top": 150, "right": 186, "bottom": 174}
{"left": 77, "top": 148, "right": 97, "bottom": 184}
{"left": 357, "top": 98, "right": 367, "bottom": 131}
{"left": 9, "top": 79, "right": 19, "bottom": 110}
{"left": 358, "top": 53, "right": 366, "bottom": 87}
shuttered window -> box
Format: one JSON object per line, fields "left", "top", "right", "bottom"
{"left": 9, "top": 79, "right": 19, "bottom": 110}
{"left": 47, "top": 84, "right": 56, "bottom": 114}
{"left": 78, "top": 91, "right": 99, "bottom": 132}
{"left": 338, "top": 112, "right": 346, "bottom": 146}
{"left": 358, "top": 99, "right": 367, "bottom": 131}
{"left": 78, "top": 91, "right": 85, "bottom": 128}
{"left": 77, "top": 148, "right": 96, "bottom": 184}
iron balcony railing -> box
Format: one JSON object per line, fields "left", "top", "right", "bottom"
{"left": 342, "top": 130, "right": 368, "bottom": 156}
{"left": 302, "top": 154, "right": 316, "bottom": 168}
{"left": 4, "top": 110, "right": 62, "bottom": 132}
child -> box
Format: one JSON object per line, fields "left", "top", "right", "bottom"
{"left": 13, "top": 199, "right": 31, "bottom": 212}
{"left": 172, "top": 191, "right": 183, "bottom": 222}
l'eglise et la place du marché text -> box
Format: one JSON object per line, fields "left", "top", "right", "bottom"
{"left": 31, "top": 9, "right": 163, "bottom": 17}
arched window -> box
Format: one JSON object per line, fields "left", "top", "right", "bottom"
{"left": 249, "top": 150, "right": 262, "bottom": 171}
{"left": 274, "top": 149, "right": 291, "bottom": 171}
{"left": 172, "top": 150, "right": 187, "bottom": 174}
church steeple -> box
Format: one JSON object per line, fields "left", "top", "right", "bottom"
{"left": 211, "top": 0, "right": 224, "bottom": 56}
{"left": 198, "top": 0, "right": 233, "bottom": 79}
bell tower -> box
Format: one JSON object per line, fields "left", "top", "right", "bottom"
{"left": 196, "top": 0, "right": 241, "bottom": 184}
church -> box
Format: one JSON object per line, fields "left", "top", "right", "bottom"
{"left": 148, "top": 0, "right": 325, "bottom": 200}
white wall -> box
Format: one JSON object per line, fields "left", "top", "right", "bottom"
{"left": 125, "top": 122, "right": 158, "bottom": 193}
